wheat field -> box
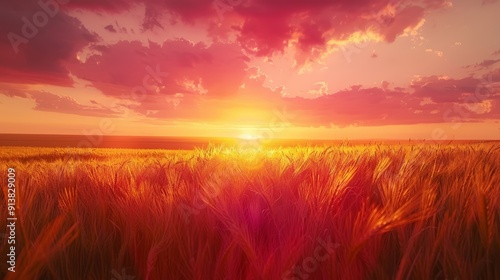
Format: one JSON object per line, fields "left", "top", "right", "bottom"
{"left": 1, "top": 143, "right": 499, "bottom": 279}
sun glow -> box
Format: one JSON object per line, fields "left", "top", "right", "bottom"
{"left": 237, "top": 132, "right": 264, "bottom": 150}
{"left": 239, "top": 133, "right": 261, "bottom": 140}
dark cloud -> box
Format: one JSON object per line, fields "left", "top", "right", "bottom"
{"left": 412, "top": 69, "right": 499, "bottom": 101}
{"left": 465, "top": 59, "right": 500, "bottom": 69}
{"left": 0, "top": 1, "right": 98, "bottom": 86}
{"left": 411, "top": 76, "right": 481, "bottom": 103}
{"left": 104, "top": 24, "right": 117, "bottom": 32}
{"left": 48, "top": 0, "right": 451, "bottom": 60}
{"left": 232, "top": 0, "right": 441, "bottom": 58}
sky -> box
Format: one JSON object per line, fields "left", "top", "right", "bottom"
{"left": 1, "top": 0, "right": 500, "bottom": 140}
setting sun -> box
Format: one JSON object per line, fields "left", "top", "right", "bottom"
{"left": 238, "top": 133, "right": 261, "bottom": 140}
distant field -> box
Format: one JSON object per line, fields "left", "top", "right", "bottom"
{"left": 1, "top": 143, "right": 500, "bottom": 279}
{"left": 1, "top": 134, "right": 497, "bottom": 149}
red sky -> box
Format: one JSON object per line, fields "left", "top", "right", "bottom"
{"left": 1, "top": 0, "right": 500, "bottom": 140}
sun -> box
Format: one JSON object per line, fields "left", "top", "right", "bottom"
{"left": 237, "top": 132, "right": 264, "bottom": 149}
{"left": 239, "top": 133, "right": 261, "bottom": 140}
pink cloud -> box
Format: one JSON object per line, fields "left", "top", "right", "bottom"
{"left": 109, "top": 65, "right": 500, "bottom": 127}
{"left": 71, "top": 40, "right": 249, "bottom": 100}
{"left": 0, "top": 83, "right": 29, "bottom": 98}
{"left": 3, "top": 67, "right": 500, "bottom": 126}
{"left": 382, "top": 5, "right": 425, "bottom": 42}
{"left": 0, "top": 87, "right": 120, "bottom": 117}
{"left": 30, "top": 91, "right": 120, "bottom": 117}
{"left": 410, "top": 72, "right": 500, "bottom": 104}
